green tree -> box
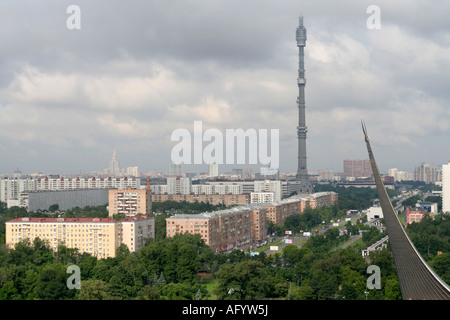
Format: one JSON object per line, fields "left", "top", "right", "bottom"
{"left": 282, "top": 244, "right": 304, "bottom": 267}
{"left": 34, "top": 263, "right": 72, "bottom": 300}
{"left": 0, "top": 281, "right": 18, "bottom": 300}
{"left": 137, "top": 284, "right": 160, "bottom": 300}
{"left": 49, "top": 204, "right": 60, "bottom": 212}
{"left": 291, "top": 285, "right": 315, "bottom": 300}
{"left": 78, "top": 279, "right": 113, "bottom": 300}
{"left": 55, "top": 244, "right": 81, "bottom": 265}
{"left": 384, "top": 276, "right": 402, "bottom": 300}
{"left": 160, "top": 282, "right": 193, "bottom": 300}
{"left": 21, "top": 269, "right": 39, "bottom": 300}
{"left": 338, "top": 266, "right": 366, "bottom": 300}
{"left": 214, "top": 260, "right": 270, "bottom": 300}
{"left": 429, "top": 253, "right": 450, "bottom": 284}
{"left": 309, "top": 269, "right": 339, "bottom": 300}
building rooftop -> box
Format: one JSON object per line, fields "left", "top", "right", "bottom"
{"left": 166, "top": 192, "right": 337, "bottom": 220}
{"left": 6, "top": 215, "right": 153, "bottom": 223}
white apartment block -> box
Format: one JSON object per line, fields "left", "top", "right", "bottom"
{"left": 126, "top": 166, "right": 139, "bottom": 177}
{"left": 0, "top": 177, "right": 139, "bottom": 203}
{"left": 206, "top": 181, "right": 255, "bottom": 194}
{"left": 388, "top": 168, "right": 417, "bottom": 182}
{"left": 251, "top": 192, "right": 275, "bottom": 203}
{"left": 150, "top": 184, "right": 168, "bottom": 194}
{"left": 254, "top": 180, "right": 282, "bottom": 202}
{"left": 150, "top": 182, "right": 243, "bottom": 195}
{"left": 192, "top": 184, "right": 243, "bottom": 195}
{"left": 209, "top": 162, "right": 219, "bottom": 177}
{"left": 166, "top": 177, "right": 191, "bottom": 195}
{"left": 442, "top": 162, "right": 450, "bottom": 214}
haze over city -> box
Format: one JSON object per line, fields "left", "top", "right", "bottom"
{"left": 1, "top": 0, "right": 449, "bottom": 175}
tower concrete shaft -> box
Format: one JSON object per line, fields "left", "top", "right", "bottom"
{"left": 295, "top": 17, "right": 314, "bottom": 193}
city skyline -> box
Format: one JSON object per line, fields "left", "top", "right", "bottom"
{"left": 1, "top": 1, "right": 450, "bottom": 175}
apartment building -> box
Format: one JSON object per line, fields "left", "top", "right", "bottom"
{"left": 343, "top": 159, "right": 372, "bottom": 179}
{"left": 108, "top": 187, "right": 152, "bottom": 217}
{"left": 167, "top": 177, "right": 191, "bottom": 194}
{"left": 443, "top": 162, "right": 450, "bottom": 214}
{"left": 254, "top": 180, "right": 282, "bottom": 202}
{"left": 166, "top": 205, "right": 267, "bottom": 252}
{"left": 119, "top": 216, "right": 155, "bottom": 253}
{"left": 191, "top": 184, "right": 243, "bottom": 195}
{"left": 262, "top": 192, "right": 337, "bottom": 225}
{"left": 151, "top": 194, "right": 249, "bottom": 206}
{"left": 405, "top": 208, "right": 428, "bottom": 227}
{"left": 166, "top": 214, "right": 221, "bottom": 251}
{"left": 249, "top": 204, "right": 268, "bottom": 242}
{"left": 303, "top": 192, "right": 338, "bottom": 209}
{"left": 165, "top": 192, "right": 337, "bottom": 252}
{"left": 261, "top": 197, "right": 301, "bottom": 225}
{"left": 5, "top": 215, "right": 154, "bottom": 259}
{"left": 0, "top": 176, "right": 139, "bottom": 203}
{"left": 250, "top": 192, "right": 275, "bottom": 204}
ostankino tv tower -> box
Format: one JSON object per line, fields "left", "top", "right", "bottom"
{"left": 295, "top": 17, "right": 314, "bottom": 194}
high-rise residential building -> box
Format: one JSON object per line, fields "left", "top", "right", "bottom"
{"left": 126, "top": 166, "right": 139, "bottom": 177}
{"left": 442, "top": 161, "right": 450, "bottom": 214}
{"left": 169, "top": 163, "right": 183, "bottom": 177}
{"left": 414, "top": 162, "right": 439, "bottom": 184}
{"left": 388, "top": 168, "right": 415, "bottom": 182}
{"left": 5, "top": 215, "right": 154, "bottom": 259}
{"left": 167, "top": 176, "right": 191, "bottom": 195}
{"left": 343, "top": 159, "right": 372, "bottom": 179}
{"left": 108, "top": 186, "right": 152, "bottom": 217}
{"left": 254, "top": 180, "right": 282, "bottom": 202}
{"left": 389, "top": 168, "right": 398, "bottom": 180}
{"left": 209, "top": 162, "right": 219, "bottom": 177}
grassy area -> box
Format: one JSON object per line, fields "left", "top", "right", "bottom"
{"left": 397, "top": 212, "right": 406, "bottom": 226}
{"left": 200, "top": 277, "right": 218, "bottom": 300}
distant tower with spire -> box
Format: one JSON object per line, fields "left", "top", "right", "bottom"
{"left": 295, "top": 17, "right": 314, "bottom": 194}
{"left": 109, "top": 149, "right": 121, "bottom": 176}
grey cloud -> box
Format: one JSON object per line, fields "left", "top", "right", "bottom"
{"left": 0, "top": 0, "right": 449, "bottom": 174}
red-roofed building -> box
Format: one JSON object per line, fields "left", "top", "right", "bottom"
{"left": 405, "top": 207, "right": 428, "bottom": 227}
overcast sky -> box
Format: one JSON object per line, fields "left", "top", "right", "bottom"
{"left": 1, "top": 0, "right": 450, "bottom": 176}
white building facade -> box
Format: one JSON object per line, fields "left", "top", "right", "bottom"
{"left": 167, "top": 177, "right": 191, "bottom": 195}
{"left": 442, "top": 162, "right": 450, "bottom": 214}
{"left": 254, "top": 180, "right": 282, "bottom": 202}
{"left": 0, "top": 177, "right": 139, "bottom": 203}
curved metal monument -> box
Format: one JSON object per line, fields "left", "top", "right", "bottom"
{"left": 362, "top": 119, "right": 450, "bottom": 300}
